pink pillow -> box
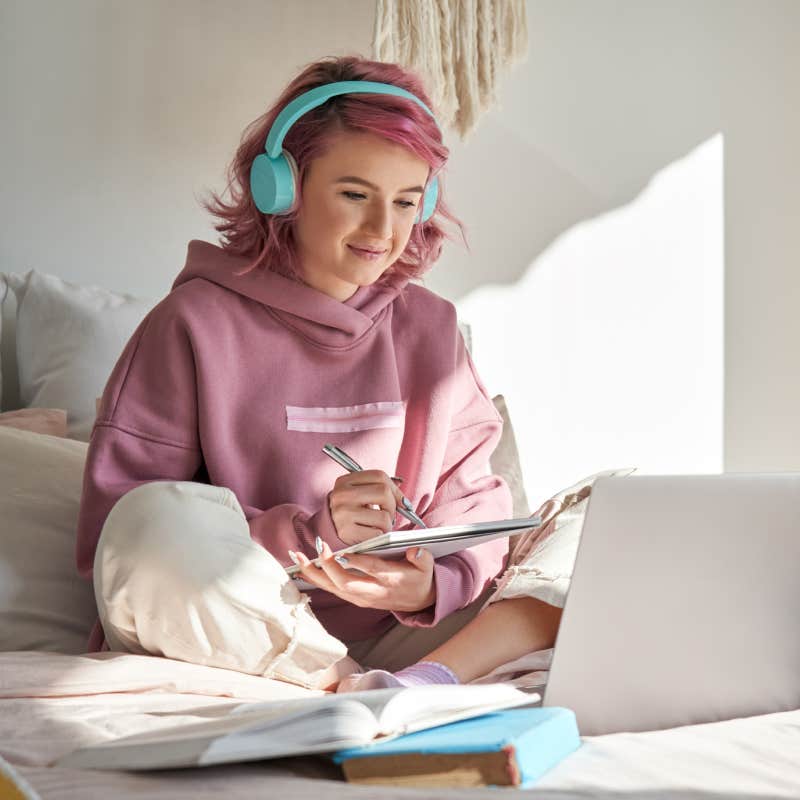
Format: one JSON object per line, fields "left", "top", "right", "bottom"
{"left": 0, "top": 408, "right": 68, "bottom": 438}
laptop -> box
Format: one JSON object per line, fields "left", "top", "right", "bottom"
{"left": 541, "top": 474, "right": 800, "bottom": 735}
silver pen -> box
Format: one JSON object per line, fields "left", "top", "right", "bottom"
{"left": 322, "top": 443, "right": 427, "bottom": 529}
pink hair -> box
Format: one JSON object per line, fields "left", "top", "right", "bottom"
{"left": 199, "top": 55, "right": 466, "bottom": 285}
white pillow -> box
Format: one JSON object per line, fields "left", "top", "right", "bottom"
{"left": 0, "top": 426, "right": 96, "bottom": 653}
{"left": 0, "top": 273, "right": 6, "bottom": 406}
{"left": 457, "top": 320, "right": 472, "bottom": 354}
{"left": 6, "top": 270, "right": 156, "bottom": 441}
{"left": 488, "top": 467, "right": 637, "bottom": 609}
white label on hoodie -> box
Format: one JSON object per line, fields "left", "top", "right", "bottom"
{"left": 286, "top": 401, "right": 406, "bottom": 433}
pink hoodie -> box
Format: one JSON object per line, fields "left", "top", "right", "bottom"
{"left": 77, "top": 240, "right": 512, "bottom": 649}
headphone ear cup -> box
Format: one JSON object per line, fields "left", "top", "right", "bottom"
{"left": 250, "top": 150, "right": 297, "bottom": 214}
{"left": 416, "top": 175, "right": 439, "bottom": 224}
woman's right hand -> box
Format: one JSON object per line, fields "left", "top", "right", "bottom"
{"left": 328, "top": 470, "right": 406, "bottom": 545}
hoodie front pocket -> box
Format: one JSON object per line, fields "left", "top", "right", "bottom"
{"left": 286, "top": 401, "right": 406, "bottom": 433}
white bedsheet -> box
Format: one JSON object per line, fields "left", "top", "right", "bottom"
{"left": 1, "top": 651, "right": 798, "bottom": 799}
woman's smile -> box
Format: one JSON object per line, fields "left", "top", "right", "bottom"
{"left": 346, "top": 244, "right": 388, "bottom": 261}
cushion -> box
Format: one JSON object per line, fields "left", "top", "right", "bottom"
{"left": 0, "top": 426, "right": 96, "bottom": 653}
{"left": 490, "top": 394, "right": 531, "bottom": 521}
{"left": 0, "top": 274, "right": 6, "bottom": 406}
{"left": 459, "top": 321, "right": 530, "bottom": 519}
{"left": 487, "top": 466, "right": 637, "bottom": 609}
{"left": 0, "top": 408, "right": 68, "bottom": 437}
{"left": 457, "top": 320, "right": 472, "bottom": 354}
{"left": 5, "top": 270, "right": 155, "bottom": 441}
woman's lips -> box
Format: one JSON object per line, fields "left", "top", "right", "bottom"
{"left": 347, "top": 245, "right": 387, "bottom": 261}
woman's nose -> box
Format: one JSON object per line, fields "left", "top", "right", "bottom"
{"left": 362, "top": 202, "right": 393, "bottom": 238}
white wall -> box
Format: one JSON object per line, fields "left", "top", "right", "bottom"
{"left": 0, "top": 0, "right": 373, "bottom": 294}
{"left": 454, "top": 135, "right": 724, "bottom": 500}
{"left": 2, "top": 1, "right": 798, "bottom": 498}
{"left": 428, "top": 0, "right": 800, "bottom": 489}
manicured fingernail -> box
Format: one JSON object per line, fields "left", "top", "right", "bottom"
{"left": 315, "top": 536, "right": 323, "bottom": 555}
{"left": 416, "top": 547, "right": 425, "bottom": 560}
{"left": 334, "top": 555, "right": 349, "bottom": 567}
{"left": 288, "top": 550, "right": 299, "bottom": 565}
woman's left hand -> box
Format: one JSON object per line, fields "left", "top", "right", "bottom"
{"left": 289, "top": 543, "right": 436, "bottom": 613}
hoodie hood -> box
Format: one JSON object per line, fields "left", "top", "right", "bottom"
{"left": 172, "top": 240, "right": 410, "bottom": 349}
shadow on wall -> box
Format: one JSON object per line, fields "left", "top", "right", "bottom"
{"left": 454, "top": 134, "right": 724, "bottom": 504}
{"left": 433, "top": 118, "right": 608, "bottom": 297}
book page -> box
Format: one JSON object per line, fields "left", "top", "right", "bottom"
{"left": 375, "top": 684, "right": 536, "bottom": 735}
{"left": 230, "top": 685, "right": 535, "bottom": 738}
{"left": 57, "top": 698, "right": 382, "bottom": 770}
{"left": 228, "top": 687, "right": 403, "bottom": 719}
{"left": 201, "top": 702, "right": 380, "bottom": 765}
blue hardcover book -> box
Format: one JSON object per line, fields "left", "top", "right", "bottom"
{"left": 331, "top": 707, "right": 581, "bottom": 788}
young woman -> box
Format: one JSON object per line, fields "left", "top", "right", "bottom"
{"left": 75, "top": 55, "right": 563, "bottom": 692}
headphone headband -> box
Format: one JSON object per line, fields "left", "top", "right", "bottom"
{"left": 265, "top": 81, "right": 440, "bottom": 157}
{"left": 250, "top": 80, "right": 441, "bottom": 222}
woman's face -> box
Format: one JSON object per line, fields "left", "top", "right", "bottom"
{"left": 292, "top": 130, "right": 431, "bottom": 301}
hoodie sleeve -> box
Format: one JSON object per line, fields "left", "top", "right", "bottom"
{"left": 76, "top": 299, "right": 204, "bottom": 580}
{"left": 245, "top": 494, "right": 341, "bottom": 562}
{"left": 77, "top": 294, "right": 344, "bottom": 582}
{"left": 392, "top": 337, "right": 514, "bottom": 628}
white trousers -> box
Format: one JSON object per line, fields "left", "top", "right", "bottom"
{"left": 93, "top": 481, "right": 349, "bottom": 689}
{"left": 94, "top": 475, "right": 597, "bottom": 689}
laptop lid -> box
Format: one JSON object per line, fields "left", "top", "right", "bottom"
{"left": 542, "top": 474, "right": 800, "bottom": 735}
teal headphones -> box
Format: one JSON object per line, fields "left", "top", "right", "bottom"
{"left": 249, "top": 81, "right": 440, "bottom": 224}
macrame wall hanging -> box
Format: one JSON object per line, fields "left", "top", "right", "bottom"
{"left": 373, "top": 0, "right": 529, "bottom": 140}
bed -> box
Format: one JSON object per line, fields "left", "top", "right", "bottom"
{"left": 1, "top": 269, "right": 798, "bottom": 798}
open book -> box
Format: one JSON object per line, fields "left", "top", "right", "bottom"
{"left": 285, "top": 516, "right": 541, "bottom": 585}
{"left": 56, "top": 683, "right": 539, "bottom": 771}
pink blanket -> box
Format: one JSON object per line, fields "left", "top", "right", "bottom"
{"left": 0, "top": 650, "right": 320, "bottom": 702}
{"left": 1, "top": 651, "right": 798, "bottom": 800}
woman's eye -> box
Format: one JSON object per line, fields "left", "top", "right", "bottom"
{"left": 341, "top": 191, "right": 416, "bottom": 209}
